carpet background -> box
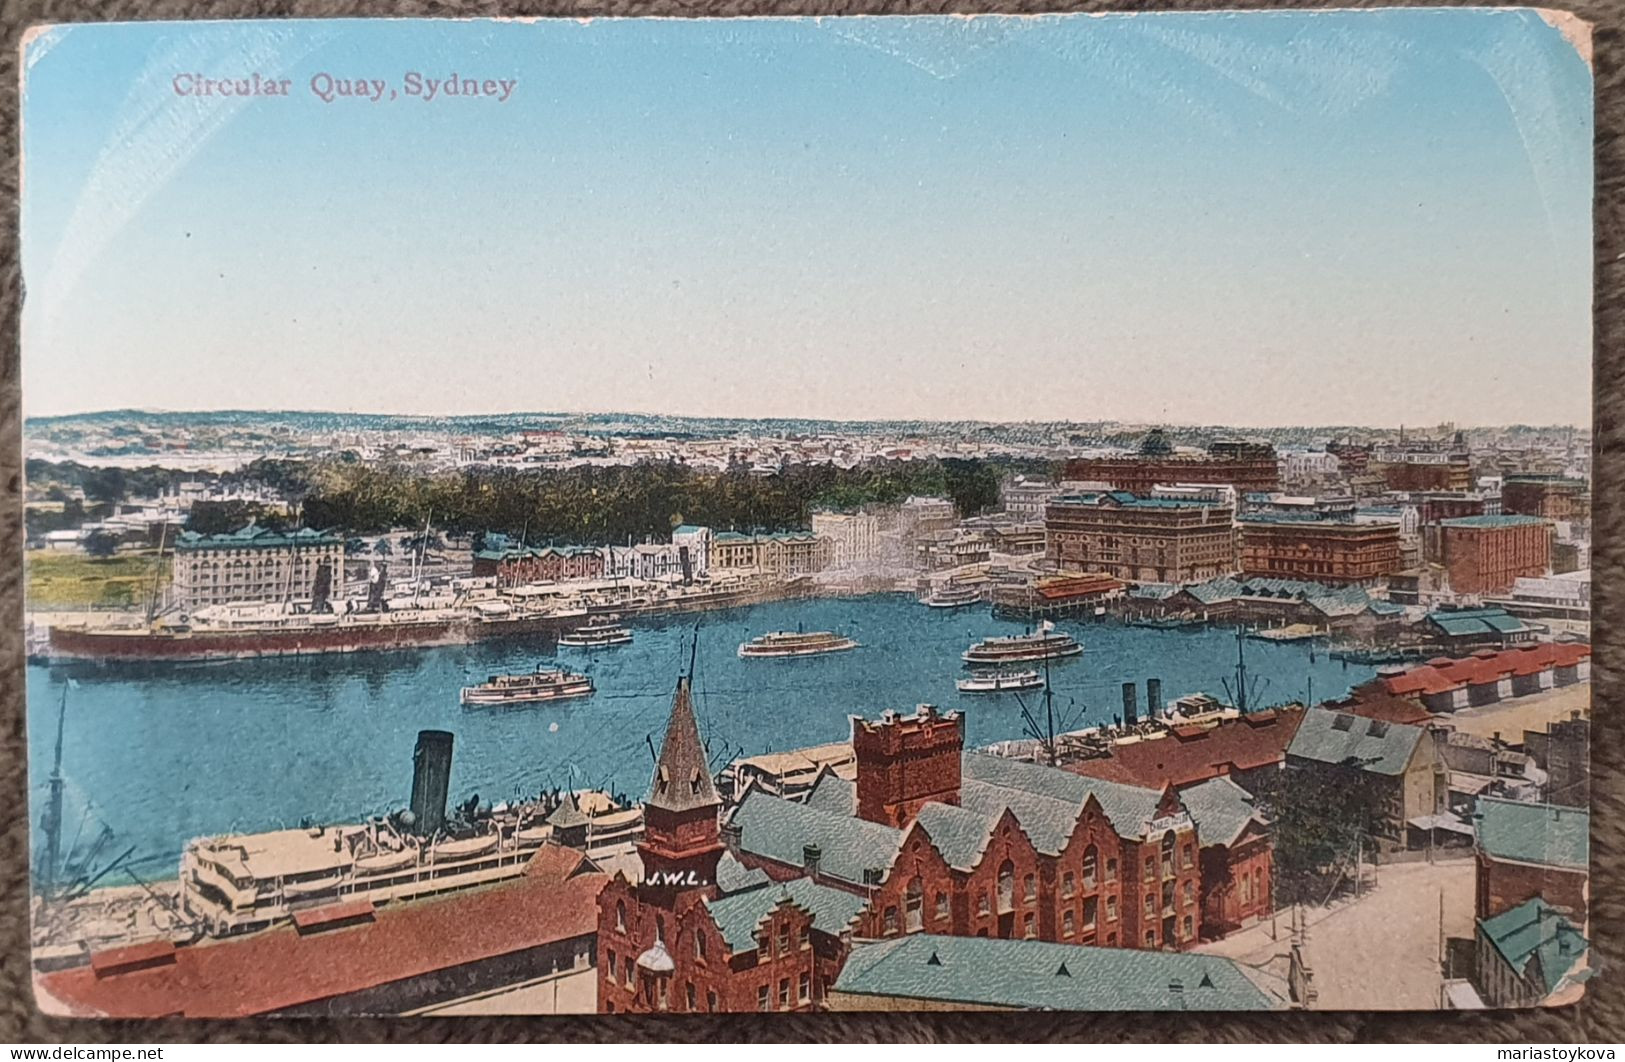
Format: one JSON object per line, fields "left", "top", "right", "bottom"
{"left": 0, "top": 0, "right": 1619, "bottom": 1042}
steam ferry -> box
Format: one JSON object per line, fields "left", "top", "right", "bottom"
{"left": 460, "top": 666, "right": 595, "bottom": 707}
{"left": 558, "top": 616, "right": 633, "bottom": 648}
{"left": 921, "top": 583, "right": 982, "bottom": 609}
{"left": 956, "top": 669, "right": 1045, "bottom": 694}
{"left": 961, "top": 624, "right": 1082, "bottom": 665}
{"left": 737, "top": 630, "right": 859, "bottom": 659}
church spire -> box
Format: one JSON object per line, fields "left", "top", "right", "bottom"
{"left": 647, "top": 676, "right": 720, "bottom": 813}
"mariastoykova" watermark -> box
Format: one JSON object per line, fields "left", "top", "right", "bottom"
{"left": 171, "top": 71, "right": 518, "bottom": 103}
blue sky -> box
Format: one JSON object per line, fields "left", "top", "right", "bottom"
{"left": 21, "top": 11, "right": 1593, "bottom": 425}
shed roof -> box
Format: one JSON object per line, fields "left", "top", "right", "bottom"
{"left": 1475, "top": 798, "right": 1588, "bottom": 871}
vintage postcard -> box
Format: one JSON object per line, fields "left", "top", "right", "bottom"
{"left": 20, "top": 11, "right": 1592, "bottom": 1017}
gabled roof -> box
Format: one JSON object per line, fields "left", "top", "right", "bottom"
{"left": 646, "top": 677, "right": 720, "bottom": 814}
{"left": 1426, "top": 609, "right": 1533, "bottom": 637}
{"left": 174, "top": 524, "right": 340, "bottom": 551}
{"left": 1475, "top": 798, "right": 1588, "bottom": 871}
{"left": 961, "top": 752, "right": 1168, "bottom": 840}
{"left": 1287, "top": 709, "right": 1424, "bottom": 776}
{"left": 714, "top": 851, "right": 771, "bottom": 895}
{"left": 1479, "top": 898, "right": 1588, "bottom": 996}
{"left": 703, "top": 876, "right": 867, "bottom": 954}
{"left": 957, "top": 779, "right": 1080, "bottom": 856}
{"left": 728, "top": 788, "right": 902, "bottom": 886}
{"left": 1066, "top": 709, "right": 1304, "bottom": 791}
{"left": 804, "top": 770, "right": 858, "bottom": 815}
{"left": 1179, "top": 777, "right": 1266, "bottom": 848}
{"left": 832, "top": 934, "right": 1277, "bottom": 1011}
{"left": 908, "top": 799, "right": 1001, "bottom": 869}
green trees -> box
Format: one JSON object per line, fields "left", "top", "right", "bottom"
{"left": 1249, "top": 762, "right": 1389, "bottom": 907}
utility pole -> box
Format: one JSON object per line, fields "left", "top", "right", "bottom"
{"left": 1235, "top": 626, "right": 1250, "bottom": 714}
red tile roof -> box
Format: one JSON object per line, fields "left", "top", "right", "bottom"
{"left": 1065, "top": 709, "right": 1305, "bottom": 790}
{"left": 1332, "top": 689, "right": 1433, "bottom": 726}
{"left": 1379, "top": 643, "right": 1590, "bottom": 699}
{"left": 37, "top": 845, "right": 608, "bottom": 1018}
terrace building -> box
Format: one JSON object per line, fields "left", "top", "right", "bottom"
{"left": 171, "top": 524, "right": 345, "bottom": 611}
{"left": 471, "top": 545, "right": 604, "bottom": 587}
{"left": 1045, "top": 491, "right": 1235, "bottom": 584}
{"left": 711, "top": 530, "right": 829, "bottom": 577}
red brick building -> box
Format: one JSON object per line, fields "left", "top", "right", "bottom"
{"left": 1238, "top": 515, "right": 1402, "bottom": 585}
{"left": 1501, "top": 476, "right": 1589, "bottom": 522}
{"left": 1411, "top": 492, "right": 1486, "bottom": 525}
{"left": 1063, "top": 442, "right": 1278, "bottom": 495}
{"left": 1372, "top": 453, "right": 1473, "bottom": 492}
{"left": 1180, "top": 778, "right": 1275, "bottom": 938}
{"left": 1424, "top": 515, "right": 1552, "bottom": 596}
{"left": 1045, "top": 492, "right": 1236, "bottom": 584}
{"left": 1473, "top": 797, "right": 1588, "bottom": 924}
{"left": 472, "top": 545, "right": 604, "bottom": 587}
{"left": 1066, "top": 709, "right": 1305, "bottom": 794}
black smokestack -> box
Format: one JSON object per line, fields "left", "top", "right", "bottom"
{"left": 410, "top": 730, "right": 454, "bottom": 836}
{"left": 1146, "top": 678, "right": 1162, "bottom": 718}
{"left": 679, "top": 544, "right": 692, "bottom": 585}
{"left": 312, "top": 559, "right": 333, "bottom": 613}
{"left": 1122, "top": 682, "right": 1138, "bottom": 727}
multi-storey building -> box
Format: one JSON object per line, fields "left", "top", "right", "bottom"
{"left": 1501, "top": 476, "right": 1590, "bottom": 523}
{"left": 671, "top": 525, "right": 712, "bottom": 579}
{"left": 471, "top": 545, "right": 604, "bottom": 587}
{"left": 810, "top": 511, "right": 881, "bottom": 570}
{"left": 897, "top": 497, "right": 958, "bottom": 542}
{"left": 171, "top": 524, "right": 345, "bottom": 610}
{"left": 1473, "top": 798, "right": 1588, "bottom": 923}
{"left": 1001, "top": 477, "right": 1064, "bottom": 520}
{"left": 1424, "top": 515, "right": 1552, "bottom": 596}
{"left": 710, "top": 530, "right": 829, "bottom": 577}
{"left": 1064, "top": 439, "right": 1278, "bottom": 495}
{"left": 1371, "top": 449, "right": 1474, "bottom": 493}
{"left": 1237, "top": 514, "right": 1402, "bottom": 585}
{"left": 1045, "top": 491, "right": 1235, "bottom": 584}
{"left": 602, "top": 542, "right": 687, "bottom": 582}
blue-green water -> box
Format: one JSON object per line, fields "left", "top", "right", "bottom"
{"left": 25, "top": 595, "right": 1374, "bottom": 875}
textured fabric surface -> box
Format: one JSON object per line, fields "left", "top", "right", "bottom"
{"left": 1, "top": 0, "right": 1620, "bottom": 1042}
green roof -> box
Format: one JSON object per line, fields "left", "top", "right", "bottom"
{"left": 804, "top": 772, "right": 857, "bottom": 815}
{"left": 174, "top": 524, "right": 340, "bottom": 551}
{"left": 1437, "top": 515, "right": 1548, "bottom": 529}
{"left": 713, "top": 529, "right": 817, "bottom": 543}
{"left": 1475, "top": 798, "right": 1589, "bottom": 870}
{"left": 961, "top": 753, "right": 1168, "bottom": 841}
{"left": 958, "top": 779, "right": 1082, "bottom": 856}
{"left": 1427, "top": 608, "right": 1531, "bottom": 637}
{"left": 474, "top": 545, "right": 599, "bottom": 562}
{"left": 704, "top": 876, "right": 867, "bottom": 954}
{"left": 728, "top": 787, "right": 902, "bottom": 887}
{"left": 1479, "top": 897, "right": 1588, "bottom": 995}
{"left": 715, "top": 852, "right": 771, "bottom": 894}
{"left": 833, "top": 934, "right": 1278, "bottom": 1011}
{"left": 1287, "top": 709, "right": 1423, "bottom": 775}
{"left": 1052, "top": 491, "right": 1220, "bottom": 510}
{"left": 911, "top": 802, "right": 998, "bottom": 870}
{"left": 1179, "top": 777, "right": 1264, "bottom": 847}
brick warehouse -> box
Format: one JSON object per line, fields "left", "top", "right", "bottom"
{"left": 1045, "top": 491, "right": 1236, "bottom": 584}
{"left": 471, "top": 544, "right": 604, "bottom": 587}
{"left": 601, "top": 695, "right": 1271, "bottom": 1012}
{"left": 1237, "top": 514, "right": 1402, "bottom": 585}
{"left": 1423, "top": 515, "right": 1552, "bottom": 596}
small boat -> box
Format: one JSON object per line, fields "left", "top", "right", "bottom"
{"left": 352, "top": 848, "right": 418, "bottom": 876}
{"left": 738, "top": 630, "right": 859, "bottom": 659}
{"left": 962, "top": 623, "right": 1082, "bottom": 666}
{"left": 922, "top": 583, "right": 982, "bottom": 609}
{"left": 460, "top": 665, "right": 595, "bottom": 707}
{"left": 559, "top": 616, "right": 633, "bottom": 648}
{"left": 957, "top": 669, "right": 1044, "bottom": 694}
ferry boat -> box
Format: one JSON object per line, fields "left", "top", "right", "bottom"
{"left": 460, "top": 666, "right": 595, "bottom": 707}
{"left": 921, "top": 583, "right": 982, "bottom": 609}
{"left": 956, "top": 669, "right": 1044, "bottom": 694}
{"left": 738, "top": 630, "right": 859, "bottom": 659}
{"left": 962, "top": 623, "right": 1082, "bottom": 665}
{"left": 558, "top": 616, "right": 633, "bottom": 648}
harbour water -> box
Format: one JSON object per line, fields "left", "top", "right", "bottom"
{"left": 25, "top": 594, "right": 1375, "bottom": 877}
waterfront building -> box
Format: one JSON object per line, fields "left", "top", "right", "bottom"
{"left": 1376, "top": 643, "right": 1591, "bottom": 715}
{"left": 898, "top": 496, "right": 958, "bottom": 541}
{"left": 711, "top": 530, "right": 829, "bottom": 578}
{"left": 171, "top": 524, "right": 345, "bottom": 610}
{"left": 1285, "top": 710, "right": 1447, "bottom": 851}
{"left": 671, "top": 524, "right": 713, "bottom": 579}
{"left": 1471, "top": 899, "right": 1589, "bottom": 1008}
{"left": 1473, "top": 798, "right": 1588, "bottom": 923}
{"left": 1501, "top": 476, "right": 1589, "bottom": 523}
{"left": 1423, "top": 515, "right": 1552, "bottom": 596}
{"left": 1044, "top": 491, "right": 1235, "bottom": 584}
{"left": 1063, "top": 436, "right": 1278, "bottom": 495}
{"left": 602, "top": 542, "right": 687, "bottom": 582}
{"left": 471, "top": 545, "right": 604, "bottom": 587}
{"left": 827, "top": 933, "right": 1276, "bottom": 1011}
{"left": 810, "top": 511, "right": 881, "bottom": 570}
{"left": 1237, "top": 514, "right": 1401, "bottom": 585}
{"left": 1066, "top": 708, "right": 1306, "bottom": 795}
{"left": 1422, "top": 607, "right": 1541, "bottom": 649}
{"left": 990, "top": 572, "right": 1125, "bottom": 619}
{"left": 36, "top": 844, "right": 607, "bottom": 1017}
{"left": 725, "top": 743, "right": 857, "bottom": 804}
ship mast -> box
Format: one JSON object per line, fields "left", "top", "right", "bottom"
{"left": 38, "top": 684, "right": 68, "bottom": 899}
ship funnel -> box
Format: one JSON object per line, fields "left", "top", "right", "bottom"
{"left": 1146, "top": 678, "right": 1162, "bottom": 718}
{"left": 1121, "top": 682, "right": 1138, "bottom": 727}
{"left": 410, "top": 730, "right": 454, "bottom": 836}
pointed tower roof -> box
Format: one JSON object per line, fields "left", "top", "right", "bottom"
{"left": 647, "top": 677, "right": 720, "bottom": 814}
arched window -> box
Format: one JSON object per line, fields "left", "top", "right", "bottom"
{"left": 616, "top": 901, "right": 627, "bottom": 932}
{"left": 997, "top": 861, "right": 1015, "bottom": 914}
{"left": 1082, "top": 846, "right": 1098, "bottom": 890}
{"left": 905, "top": 878, "right": 923, "bottom": 932}
{"left": 1161, "top": 831, "right": 1177, "bottom": 878}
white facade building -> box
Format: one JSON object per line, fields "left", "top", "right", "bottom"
{"left": 810, "top": 511, "right": 881, "bottom": 570}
